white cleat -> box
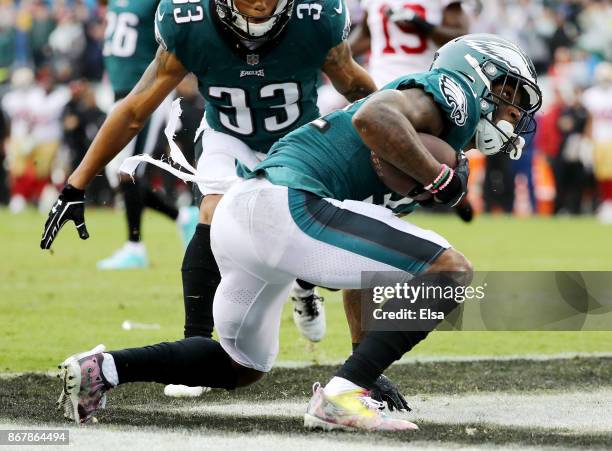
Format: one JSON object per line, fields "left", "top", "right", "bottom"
{"left": 97, "top": 242, "right": 148, "bottom": 270}
{"left": 292, "top": 291, "right": 326, "bottom": 342}
{"left": 164, "top": 384, "right": 211, "bottom": 398}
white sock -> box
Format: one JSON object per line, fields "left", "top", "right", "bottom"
{"left": 324, "top": 376, "right": 362, "bottom": 396}
{"left": 292, "top": 281, "right": 314, "bottom": 299}
{"left": 101, "top": 353, "right": 119, "bottom": 386}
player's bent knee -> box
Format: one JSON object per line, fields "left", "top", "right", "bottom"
{"left": 232, "top": 362, "right": 266, "bottom": 387}
{"left": 199, "top": 194, "right": 223, "bottom": 224}
{"left": 428, "top": 248, "right": 474, "bottom": 285}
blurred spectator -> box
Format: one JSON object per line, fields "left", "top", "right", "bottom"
{"left": 517, "top": 16, "right": 551, "bottom": 75}
{"left": 62, "top": 78, "right": 110, "bottom": 205}
{"left": 0, "top": 107, "right": 8, "bottom": 204}
{"left": 577, "top": 0, "right": 612, "bottom": 61}
{"left": 1, "top": 66, "right": 70, "bottom": 213}
{"left": 81, "top": 14, "right": 105, "bottom": 80}
{"left": 549, "top": 8, "right": 579, "bottom": 55}
{"left": 29, "top": 0, "right": 56, "bottom": 68}
{"left": 0, "top": 2, "right": 16, "bottom": 85}
{"left": 48, "top": 7, "right": 86, "bottom": 81}
{"left": 483, "top": 152, "right": 515, "bottom": 213}
{"left": 536, "top": 87, "right": 564, "bottom": 163}
{"left": 512, "top": 134, "right": 538, "bottom": 213}
{"left": 62, "top": 79, "right": 104, "bottom": 170}
{"left": 555, "top": 86, "right": 592, "bottom": 214}
{"left": 583, "top": 62, "right": 612, "bottom": 224}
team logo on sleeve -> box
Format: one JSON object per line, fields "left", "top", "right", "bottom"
{"left": 439, "top": 74, "right": 468, "bottom": 127}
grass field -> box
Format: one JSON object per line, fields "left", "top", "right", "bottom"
{"left": 2, "top": 208, "right": 612, "bottom": 372}
{"left": 1, "top": 207, "right": 612, "bottom": 449}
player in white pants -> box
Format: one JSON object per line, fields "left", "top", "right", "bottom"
{"left": 191, "top": 119, "right": 328, "bottom": 342}
{"left": 211, "top": 178, "right": 451, "bottom": 371}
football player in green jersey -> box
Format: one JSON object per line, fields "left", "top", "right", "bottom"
{"left": 151, "top": 0, "right": 378, "bottom": 349}
{"left": 43, "top": 0, "right": 408, "bottom": 411}
{"left": 96, "top": 0, "right": 197, "bottom": 270}
{"left": 54, "top": 34, "right": 542, "bottom": 429}
{"left": 41, "top": 0, "right": 376, "bottom": 341}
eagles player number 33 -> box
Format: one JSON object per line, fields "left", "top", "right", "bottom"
{"left": 167, "top": 0, "right": 301, "bottom": 135}
{"left": 171, "top": 0, "right": 204, "bottom": 24}
{"left": 210, "top": 82, "right": 301, "bottom": 135}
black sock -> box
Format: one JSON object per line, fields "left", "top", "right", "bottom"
{"left": 120, "top": 180, "right": 144, "bottom": 242}
{"left": 336, "top": 273, "right": 462, "bottom": 389}
{"left": 142, "top": 186, "right": 179, "bottom": 220}
{"left": 109, "top": 336, "right": 237, "bottom": 389}
{"left": 182, "top": 224, "right": 219, "bottom": 338}
{"left": 296, "top": 279, "right": 316, "bottom": 291}
{"left": 337, "top": 330, "right": 431, "bottom": 388}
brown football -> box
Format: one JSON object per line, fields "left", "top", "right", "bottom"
{"left": 370, "top": 133, "right": 458, "bottom": 199}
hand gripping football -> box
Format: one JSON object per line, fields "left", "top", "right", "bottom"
{"left": 370, "top": 133, "right": 458, "bottom": 200}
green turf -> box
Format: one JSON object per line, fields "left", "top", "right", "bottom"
{"left": 2, "top": 208, "right": 612, "bottom": 372}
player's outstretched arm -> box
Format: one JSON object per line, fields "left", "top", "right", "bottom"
{"left": 40, "top": 47, "right": 187, "bottom": 250}
{"left": 322, "top": 41, "right": 378, "bottom": 102}
{"left": 68, "top": 47, "right": 187, "bottom": 189}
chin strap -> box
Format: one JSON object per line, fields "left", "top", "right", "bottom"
{"left": 508, "top": 136, "right": 525, "bottom": 160}
{"left": 476, "top": 118, "right": 525, "bottom": 160}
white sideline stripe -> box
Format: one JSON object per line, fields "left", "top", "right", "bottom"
{"left": 274, "top": 351, "right": 612, "bottom": 368}
{"left": 2, "top": 351, "right": 611, "bottom": 377}
{"left": 162, "top": 388, "right": 612, "bottom": 433}
{"left": 0, "top": 423, "right": 574, "bottom": 451}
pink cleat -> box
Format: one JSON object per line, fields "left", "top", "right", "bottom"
{"left": 304, "top": 382, "right": 419, "bottom": 432}
{"left": 56, "top": 345, "right": 112, "bottom": 424}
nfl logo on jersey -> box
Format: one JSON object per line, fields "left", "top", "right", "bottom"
{"left": 246, "top": 54, "right": 259, "bottom": 66}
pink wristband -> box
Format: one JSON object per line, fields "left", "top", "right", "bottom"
{"left": 424, "top": 164, "right": 450, "bottom": 193}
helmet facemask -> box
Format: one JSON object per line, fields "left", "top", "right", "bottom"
{"left": 474, "top": 60, "right": 542, "bottom": 160}
{"left": 215, "top": 0, "right": 294, "bottom": 43}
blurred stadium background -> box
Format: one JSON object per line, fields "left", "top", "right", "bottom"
{"left": 0, "top": 0, "right": 611, "bottom": 219}
{"left": 1, "top": 1, "right": 612, "bottom": 448}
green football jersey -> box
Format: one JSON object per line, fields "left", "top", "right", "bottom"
{"left": 252, "top": 69, "right": 481, "bottom": 200}
{"left": 104, "top": 0, "right": 159, "bottom": 95}
{"left": 154, "top": 0, "right": 350, "bottom": 152}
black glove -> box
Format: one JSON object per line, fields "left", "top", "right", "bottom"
{"left": 40, "top": 184, "right": 89, "bottom": 250}
{"left": 432, "top": 153, "right": 469, "bottom": 207}
{"left": 454, "top": 197, "right": 474, "bottom": 223}
{"left": 370, "top": 374, "right": 411, "bottom": 412}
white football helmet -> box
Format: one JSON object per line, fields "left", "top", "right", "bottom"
{"left": 215, "top": 0, "right": 294, "bottom": 42}
{"left": 431, "top": 34, "right": 543, "bottom": 159}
